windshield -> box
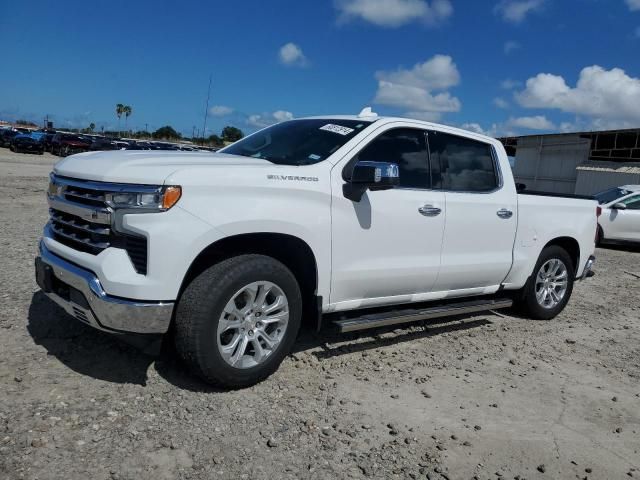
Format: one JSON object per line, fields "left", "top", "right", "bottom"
{"left": 222, "top": 119, "right": 372, "bottom": 165}
{"left": 595, "top": 187, "right": 631, "bottom": 204}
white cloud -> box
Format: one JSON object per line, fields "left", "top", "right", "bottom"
{"left": 626, "top": 0, "right": 640, "bottom": 11}
{"left": 209, "top": 105, "right": 233, "bottom": 116}
{"left": 460, "top": 122, "right": 492, "bottom": 135}
{"left": 516, "top": 65, "right": 640, "bottom": 124}
{"left": 405, "top": 111, "right": 443, "bottom": 122}
{"left": 508, "top": 115, "right": 555, "bottom": 130}
{"left": 501, "top": 78, "right": 522, "bottom": 90}
{"left": 503, "top": 40, "right": 521, "bottom": 54}
{"left": 493, "top": 97, "right": 509, "bottom": 108}
{"left": 278, "top": 43, "right": 307, "bottom": 67}
{"left": 460, "top": 122, "right": 514, "bottom": 138}
{"left": 559, "top": 122, "right": 577, "bottom": 133}
{"left": 247, "top": 110, "right": 294, "bottom": 128}
{"left": 335, "top": 0, "right": 452, "bottom": 27}
{"left": 373, "top": 54, "right": 461, "bottom": 117}
{"left": 375, "top": 54, "right": 460, "bottom": 90}
{"left": 494, "top": 0, "right": 544, "bottom": 23}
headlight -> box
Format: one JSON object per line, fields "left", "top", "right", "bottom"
{"left": 106, "top": 186, "right": 182, "bottom": 210}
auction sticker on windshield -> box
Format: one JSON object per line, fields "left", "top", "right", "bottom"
{"left": 319, "top": 124, "right": 355, "bottom": 136}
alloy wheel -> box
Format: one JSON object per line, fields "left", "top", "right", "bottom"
{"left": 216, "top": 281, "right": 289, "bottom": 369}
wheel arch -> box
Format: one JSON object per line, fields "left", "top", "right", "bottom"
{"left": 177, "top": 232, "right": 320, "bottom": 328}
{"left": 542, "top": 236, "right": 580, "bottom": 273}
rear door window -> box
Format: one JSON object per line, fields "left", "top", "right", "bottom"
{"left": 428, "top": 131, "right": 499, "bottom": 192}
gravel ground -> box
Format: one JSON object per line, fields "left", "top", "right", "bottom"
{"left": 1, "top": 149, "right": 639, "bottom": 480}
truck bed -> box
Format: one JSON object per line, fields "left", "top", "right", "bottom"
{"left": 518, "top": 190, "right": 595, "bottom": 200}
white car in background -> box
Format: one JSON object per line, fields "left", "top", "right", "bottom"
{"left": 596, "top": 185, "right": 640, "bottom": 245}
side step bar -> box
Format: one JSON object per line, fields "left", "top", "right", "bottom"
{"left": 332, "top": 298, "right": 513, "bottom": 333}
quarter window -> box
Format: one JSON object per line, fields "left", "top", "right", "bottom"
{"left": 349, "top": 128, "right": 430, "bottom": 189}
{"left": 428, "top": 132, "right": 498, "bottom": 192}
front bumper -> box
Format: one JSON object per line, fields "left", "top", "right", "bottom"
{"left": 36, "top": 242, "right": 173, "bottom": 334}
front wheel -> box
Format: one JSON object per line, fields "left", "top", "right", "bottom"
{"left": 517, "top": 245, "right": 575, "bottom": 320}
{"left": 174, "top": 254, "right": 302, "bottom": 388}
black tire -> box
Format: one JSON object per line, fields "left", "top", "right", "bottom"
{"left": 516, "top": 245, "right": 575, "bottom": 320}
{"left": 174, "top": 254, "right": 302, "bottom": 388}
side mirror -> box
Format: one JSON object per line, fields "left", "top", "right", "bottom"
{"left": 612, "top": 202, "right": 627, "bottom": 210}
{"left": 515, "top": 182, "right": 527, "bottom": 193}
{"left": 343, "top": 161, "right": 400, "bottom": 202}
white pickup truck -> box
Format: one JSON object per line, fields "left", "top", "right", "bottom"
{"left": 35, "top": 109, "right": 598, "bottom": 387}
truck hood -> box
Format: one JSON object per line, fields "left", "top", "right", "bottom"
{"left": 53, "top": 150, "right": 269, "bottom": 184}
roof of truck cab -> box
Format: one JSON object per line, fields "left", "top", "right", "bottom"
{"left": 297, "top": 115, "right": 498, "bottom": 144}
{"left": 620, "top": 185, "right": 640, "bottom": 192}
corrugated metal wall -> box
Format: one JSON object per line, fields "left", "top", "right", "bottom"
{"left": 575, "top": 165, "right": 640, "bottom": 195}
{"left": 512, "top": 134, "right": 591, "bottom": 194}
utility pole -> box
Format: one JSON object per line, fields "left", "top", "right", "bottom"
{"left": 202, "top": 74, "right": 212, "bottom": 145}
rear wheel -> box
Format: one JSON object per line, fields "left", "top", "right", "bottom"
{"left": 175, "top": 254, "right": 302, "bottom": 388}
{"left": 517, "top": 245, "right": 575, "bottom": 320}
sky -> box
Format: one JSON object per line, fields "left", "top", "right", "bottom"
{"left": 1, "top": 0, "right": 639, "bottom": 138}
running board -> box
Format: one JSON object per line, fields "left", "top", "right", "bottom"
{"left": 331, "top": 298, "right": 513, "bottom": 333}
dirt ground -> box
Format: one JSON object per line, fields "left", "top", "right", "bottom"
{"left": 0, "top": 149, "right": 639, "bottom": 480}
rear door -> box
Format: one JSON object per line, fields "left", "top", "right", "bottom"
{"left": 428, "top": 130, "right": 517, "bottom": 292}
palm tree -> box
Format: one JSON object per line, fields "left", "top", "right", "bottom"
{"left": 123, "top": 105, "right": 132, "bottom": 134}
{"left": 116, "top": 103, "right": 124, "bottom": 136}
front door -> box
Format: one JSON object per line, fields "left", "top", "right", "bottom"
{"left": 330, "top": 126, "right": 445, "bottom": 310}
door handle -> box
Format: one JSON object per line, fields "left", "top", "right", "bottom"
{"left": 497, "top": 208, "right": 513, "bottom": 219}
{"left": 418, "top": 205, "right": 442, "bottom": 217}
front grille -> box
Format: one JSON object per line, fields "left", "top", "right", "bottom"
{"left": 72, "top": 307, "right": 89, "bottom": 324}
{"left": 48, "top": 176, "right": 149, "bottom": 275}
{"left": 62, "top": 185, "right": 106, "bottom": 207}
{"left": 119, "top": 235, "right": 148, "bottom": 275}
{"left": 50, "top": 209, "right": 110, "bottom": 253}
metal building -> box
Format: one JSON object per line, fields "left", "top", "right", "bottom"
{"left": 499, "top": 128, "right": 640, "bottom": 195}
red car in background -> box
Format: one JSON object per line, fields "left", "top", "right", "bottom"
{"left": 51, "top": 133, "right": 91, "bottom": 156}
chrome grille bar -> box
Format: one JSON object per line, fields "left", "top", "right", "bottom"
{"left": 47, "top": 196, "right": 111, "bottom": 224}
{"left": 49, "top": 223, "right": 110, "bottom": 249}
{"left": 50, "top": 210, "right": 111, "bottom": 235}
{"left": 63, "top": 189, "right": 106, "bottom": 203}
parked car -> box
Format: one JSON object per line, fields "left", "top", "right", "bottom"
{"left": 42, "top": 132, "right": 57, "bottom": 152}
{"left": 87, "top": 136, "right": 118, "bottom": 151}
{"left": 35, "top": 110, "right": 598, "bottom": 388}
{"left": 10, "top": 134, "right": 44, "bottom": 154}
{"left": 595, "top": 185, "right": 640, "bottom": 244}
{"left": 0, "top": 129, "right": 21, "bottom": 148}
{"left": 51, "top": 133, "right": 91, "bottom": 156}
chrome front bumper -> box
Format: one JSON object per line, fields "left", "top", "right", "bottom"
{"left": 36, "top": 243, "right": 173, "bottom": 334}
